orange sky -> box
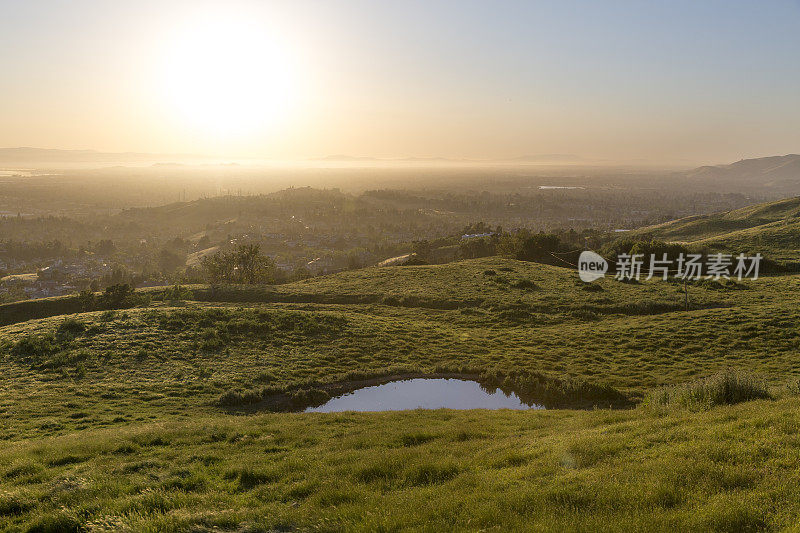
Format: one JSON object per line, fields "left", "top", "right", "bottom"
{"left": 1, "top": 1, "right": 799, "bottom": 164}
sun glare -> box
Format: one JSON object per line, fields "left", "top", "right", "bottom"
{"left": 160, "top": 13, "right": 296, "bottom": 140}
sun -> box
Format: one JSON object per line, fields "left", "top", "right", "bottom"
{"left": 160, "top": 12, "right": 296, "bottom": 139}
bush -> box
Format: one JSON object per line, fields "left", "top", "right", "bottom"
{"left": 35, "top": 350, "right": 91, "bottom": 371}
{"left": 480, "top": 370, "right": 632, "bottom": 409}
{"left": 218, "top": 389, "right": 261, "bottom": 406}
{"left": 510, "top": 279, "right": 537, "bottom": 290}
{"left": 290, "top": 388, "right": 330, "bottom": 408}
{"left": 159, "top": 284, "right": 193, "bottom": 301}
{"left": 77, "top": 289, "right": 95, "bottom": 311}
{"left": 98, "top": 284, "right": 149, "bottom": 310}
{"left": 56, "top": 317, "right": 86, "bottom": 339}
{"left": 12, "top": 334, "right": 57, "bottom": 360}
{"left": 645, "top": 371, "right": 771, "bottom": 411}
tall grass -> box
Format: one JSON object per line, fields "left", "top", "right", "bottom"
{"left": 645, "top": 371, "right": 771, "bottom": 411}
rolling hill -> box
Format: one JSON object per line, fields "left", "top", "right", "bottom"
{"left": 2, "top": 256, "right": 799, "bottom": 435}
{"left": 685, "top": 154, "right": 800, "bottom": 185}
{"left": 681, "top": 154, "right": 800, "bottom": 194}
{"left": 631, "top": 195, "right": 800, "bottom": 262}
{"left": 2, "top": 257, "right": 800, "bottom": 530}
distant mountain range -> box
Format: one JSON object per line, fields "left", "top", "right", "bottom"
{"left": 2, "top": 148, "right": 799, "bottom": 188}
{"left": 0, "top": 147, "right": 202, "bottom": 164}
{"left": 507, "top": 154, "right": 586, "bottom": 163}
{"left": 2, "top": 148, "right": 592, "bottom": 166}
{"left": 682, "top": 154, "right": 800, "bottom": 185}
{"left": 313, "top": 153, "right": 587, "bottom": 163}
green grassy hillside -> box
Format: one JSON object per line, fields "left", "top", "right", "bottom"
{"left": 2, "top": 257, "right": 800, "bottom": 530}
{"left": 0, "top": 257, "right": 752, "bottom": 326}
{"left": 2, "top": 258, "right": 799, "bottom": 437}
{"left": 632, "top": 196, "right": 800, "bottom": 262}
{"left": 3, "top": 398, "right": 800, "bottom": 532}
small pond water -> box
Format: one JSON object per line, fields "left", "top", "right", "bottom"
{"left": 304, "top": 378, "right": 545, "bottom": 413}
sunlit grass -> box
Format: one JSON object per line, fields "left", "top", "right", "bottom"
{"left": 0, "top": 399, "right": 796, "bottom": 531}
{"left": 1, "top": 257, "right": 800, "bottom": 529}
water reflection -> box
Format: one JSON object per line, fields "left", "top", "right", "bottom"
{"left": 305, "top": 378, "right": 545, "bottom": 413}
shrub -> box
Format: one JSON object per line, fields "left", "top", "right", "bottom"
{"left": 98, "top": 284, "right": 149, "bottom": 310}
{"left": 480, "top": 370, "right": 632, "bottom": 409}
{"left": 216, "top": 388, "right": 264, "bottom": 407}
{"left": 160, "top": 284, "right": 193, "bottom": 301}
{"left": 77, "top": 289, "right": 96, "bottom": 311}
{"left": 12, "top": 334, "right": 56, "bottom": 360}
{"left": 581, "top": 283, "right": 603, "bottom": 292}
{"left": 34, "top": 350, "right": 91, "bottom": 371}
{"left": 254, "top": 370, "right": 277, "bottom": 383}
{"left": 56, "top": 317, "right": 86, "bottom": 340}
{"left": 510, "top": 279, "right": 537, "bottom": 290}
{"left": 290, "top": 388, "right": 330, "bottom": 408}
{"left": 645, "top": 371, "right": 771, "bottom": 411}
{"left": 570, "top": 309, "right": 600, "bottom": 321}
{"left": 4, "top": 462, "right": 42, "bottom": 479}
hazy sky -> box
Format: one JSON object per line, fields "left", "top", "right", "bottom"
{"left": 2, "top": 0, "right": 799, "bottom": 163}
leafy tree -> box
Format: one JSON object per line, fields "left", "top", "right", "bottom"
{"left": 459, "top": 236, "right": 496, "bottom": 259}
{"left": 158, "top": 249, "right": 185, "bottom": 274}
{"left": 97, "top": 284, "right": 148, "bottom": 309}
{"left": 201, "top": 244, "right": 277, "bottom": 285}
{"left": 497, "top": 231, "right": 563, "bottom": 263}
{"left": 99, "top": 284, "right": 134, "bottom": 309}
{"left": 78, "top": 289, "right": 96, "bottom": 311}
{"left": 411, "top": 240, "right": 431, "bottom": 261}
{"left": 95, "top": 239, "right": 116, "bottom": 256}
{"left": 292, "top": 266, "right": 312, "bottom": 281}
{"left": 602, "top": 238, "right": 688, "bottom": 263}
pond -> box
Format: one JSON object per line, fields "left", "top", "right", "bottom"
{"left": 304, "top": 378, "right": 545, "bottom": 412}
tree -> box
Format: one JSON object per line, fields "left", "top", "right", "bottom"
{"left": 95, "top": 239, "right": 116, "bottom": 256}
{"left": 497, "top": 231, "right": 562, "bottom": 263}
{"left": 459, "top": 236, "right": 496, "bottom": 259}
{"left": 411, "top": 240, "right": 431, "bottom": 262}
{"left": 292, "top": 266, "right": 312, "bottom": 281}
{"left": 158, "top": 249, "right": 185, "bottom": 274}
{"left": 98, "top": 284, "right": 147, "bottom": 309}
{"left": 201, "top": 244, "right": 277, "bottom": 285}
{"left": 517, "top": 234, "right": 561, "bottom": 262}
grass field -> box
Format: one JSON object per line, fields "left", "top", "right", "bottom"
{"left": 4, "top": 398, "right": 800, "bottom": 532}
{"left": 1, "top": 257, "right": 799, "bottom": 530}
{"left": 632, "top": 196, "right": 800, "bottom": 263}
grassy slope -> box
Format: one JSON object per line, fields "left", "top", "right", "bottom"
{"left": 3, "top": 400, "right": 800, "bottom": 531}
{"left": 3, "top": 259, "right": 799, "bottom": 439}
{"left": 2, "top": 257, "right": 800, "bottom": 530}
{"left": 631, "top": 196, "right": 800, "bottom": 261}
